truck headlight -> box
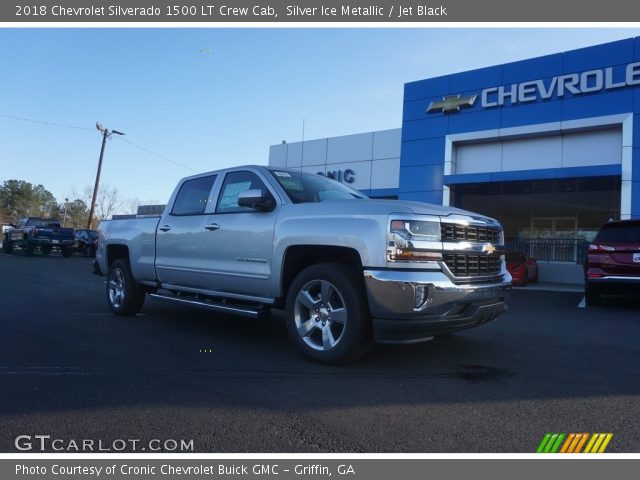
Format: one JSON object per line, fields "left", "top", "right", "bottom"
{"left": 388, "top": 217, "right": 442, "bottom": 262}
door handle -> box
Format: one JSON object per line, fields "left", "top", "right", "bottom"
{"left": 204, "top": 223, "right": 220, "bottom": 231}
{"left": 159, "top": 225, "right": 172, "bottom": 232}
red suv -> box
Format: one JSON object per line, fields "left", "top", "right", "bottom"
{"left": 584, "top": 219, "right": 640, "bottom": 305}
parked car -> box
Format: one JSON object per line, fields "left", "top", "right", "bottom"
{"left": 94, "top": 166, "right": 512, "bottom": 364}
{"left": 506, "top": 252, "right": 539, "bottom": 286}
{"left": 584, "top": 219, "right": 640, "bottom": 305}
{"left": 2, "top": 217, "right": 74, "bottom": 257}
{"left": 74, "top": 229, "right": 98, "bottom": 257}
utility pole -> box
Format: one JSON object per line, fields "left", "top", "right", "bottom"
{"left": 87, "top": 123, "right": 125, "bottom": 229}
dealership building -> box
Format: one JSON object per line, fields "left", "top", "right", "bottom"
{"left": 269, "top": 38, "right": 640, "bottom": 283}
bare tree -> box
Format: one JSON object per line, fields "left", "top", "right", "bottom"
{"left": 83, "top": 184, "right": 126, "bottom": 222}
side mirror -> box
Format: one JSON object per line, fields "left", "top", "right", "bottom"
{"left": 237, "top": 189, "right": 275, "bottom": 211}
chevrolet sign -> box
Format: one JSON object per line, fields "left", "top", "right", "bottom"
{"left": 427, "top": 94, "right": 477, "bottom": 113}
{"left": 427, "top": 61, "right": 640, "bottom": 113}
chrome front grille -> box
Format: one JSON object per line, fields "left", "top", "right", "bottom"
{"left": 441, "top": 223, "right": 501, "bottom": 243}
{"left": 443, "top": 253, "right": 502, "bottom": 278}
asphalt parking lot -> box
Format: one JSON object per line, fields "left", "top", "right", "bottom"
{"left": 1, "top": 251, "right": 639, "bottom": 453}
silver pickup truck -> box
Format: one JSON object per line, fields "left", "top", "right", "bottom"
{"left": 94, "top": 165, "right": 511, "bottom": 363}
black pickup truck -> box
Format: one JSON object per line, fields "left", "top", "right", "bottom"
{"left": 2, "top": 217, "right": 75, "bottom": 257}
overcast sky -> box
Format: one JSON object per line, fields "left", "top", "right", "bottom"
{"left": 1, "top": 28, "right": 639, "bottom": 205}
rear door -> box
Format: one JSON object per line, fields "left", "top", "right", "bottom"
{"left": 155, "top": 174, "right": 218, "bottom": 288}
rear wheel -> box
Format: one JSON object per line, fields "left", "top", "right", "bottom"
{"left": 24, "top": 239, "right": 34, "bottom": 256}
{"left": 107, "top": 259, "right": 146, "bottom": 315}
{"left": 285, "top": 263, "right": 372, "bottom": 364}
{"left": 585, "top": 282, "right": 601, "bottom": 306}
{"left": 84, "top": 245, "right": 95, "bottom": 257}
{"left": 2, "top": 239, "right": 12, "bottom": 254}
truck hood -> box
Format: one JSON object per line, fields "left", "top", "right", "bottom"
{"left": 281, "top": 199, "right": 500, "bottom": 225}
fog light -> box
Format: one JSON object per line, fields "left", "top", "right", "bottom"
{"left": 414, "top": 285, "right": 430, "bottom": 310}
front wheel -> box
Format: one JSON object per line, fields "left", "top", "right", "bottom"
{"left": 285, "top": 263, "right": 372, "bottom": 364}
{"left": 61, "top": 246, "right": 72, "bottom": 258}
{"left": 2, "top": 239, "right": 12, "bottom": 254}
{"left": 84, "top": 245, "right": 95, "bottom": 257}
{"left": 107, "top": 259, "right": 146, "bottom": 315}
{"left": 24, "top": 239, "right": 34, "bottom": 256}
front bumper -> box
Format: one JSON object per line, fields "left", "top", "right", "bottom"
{"left": 364, "top": 269, "right": 512, "bottom": 344}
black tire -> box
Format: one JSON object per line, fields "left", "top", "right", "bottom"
{"left": 2, "top": 239, "right": 12, "bottom": 254}
{"left": 585, "top": 282, "right": 601, "bottom": 306}
{"left": 285, "top": 262, "right": 372, "bottom": 364}
{"left": 24, "top": 239, "right": 34, "bottom": 256}
{"left": 106, "top": 259, "right": 146, "bottom": 315}
{"left": 84, "top": 245, "right": 95, "bottom": 257}
{"left": 41, "top": 246, "right": 52, "bottom": 255}
{"left": 61, "top": 246, "right": 72, "bottom": 258}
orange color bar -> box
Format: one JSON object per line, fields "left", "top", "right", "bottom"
{"left": 560, "top": 434, "right": 576, "bottom": 453}
{"left": 574, "top": 433, "right": 590, "bottom": 453}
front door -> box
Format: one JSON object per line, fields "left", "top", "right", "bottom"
{"left": 198, "top": 170, "right": 278, "bottom": 299}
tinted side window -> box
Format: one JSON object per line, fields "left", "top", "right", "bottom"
{"left": 171, "top": 175, "right": 216, "bottom": 216}
{"left": 216, "top": 171, "right": 273, "bottom": 214}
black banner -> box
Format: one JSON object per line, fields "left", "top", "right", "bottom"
{"left": 4, "top": 0, "right": 640, "bottom": 22}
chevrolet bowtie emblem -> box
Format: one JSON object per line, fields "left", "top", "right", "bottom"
{"left": 482, "top": 243, "right": 496, "bottom": 255}
{"left": 427, "top": 94, "right": 477, "bottom": 114}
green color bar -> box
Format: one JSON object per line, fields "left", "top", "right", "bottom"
{"left": 544, "top": 434, "right": 559, "bottom": 453}
{"left": 550, "top": 433, "right": 566, "bottom": 453}
{"left": 537, "top": 433, "right": 553, "bottom": 453}
{"left": 536, "top": 434, "right": 552, "bottom": 453}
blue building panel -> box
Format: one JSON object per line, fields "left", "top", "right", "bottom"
{"left": 561, "top": 89, "right": 634, "bottom": 122}
{"left": 449, "top": 64, "right": 503, "bottom": 92}
{"left": 399, "top": 164, "right": 444, "bottom": 193}
{"left": 400, "top": 138, "right": 446, "bottom": 166}
{"left": 403, "top": 98, "right": 433, "bottom": 122}
{"left": 555, "top": 165, "right": 622, "bottom": 179}
{"left": 398, "top": 190, "right": 443, "bottom": 205}
{"left": 632, "top": 182, "right": 640, "bottom": 219}
{"left": 633, "top": 148, "right": 640, "bottom": 182}
{"left": 500, "top": 100, "right": 562, "bottom": 129}
{"left": 404, "top": 75, "right": 450, "bottom": 102}
{"left": 562, "top": 38, "right": 634, "bottom": 73}
{"left": 447, "top": 109, "right": 501, "bottom": 134}
{"left": 402, "top": 117, "right": 448, "bottom": 142}
{"left": 443, "top": 173, "right": 493, "bottom": 185}
{"left": 502, "top": 53, "right": 564, "bottom": 84}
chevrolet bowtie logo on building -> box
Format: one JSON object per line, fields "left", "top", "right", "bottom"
{"left": 427, "top": 94, "right": 477, "bottom": 113}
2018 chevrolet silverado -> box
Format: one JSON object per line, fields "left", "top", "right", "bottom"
{"left": 94, "top": 166, "right": 512, "bottom": 363}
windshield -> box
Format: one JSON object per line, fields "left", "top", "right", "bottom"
{"left": 26, "top": 218, "right": 61, "bottom": 227}
{"left": 269, "top": 170, "right": 367, "bottom": 203}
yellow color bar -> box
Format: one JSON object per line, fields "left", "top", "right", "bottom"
{"left": 598, "top": 434, "right": 613, "bottom": 453}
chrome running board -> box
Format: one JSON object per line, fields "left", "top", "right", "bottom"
{"left": 149, "top": 293, "right": 262, "bottom": 319}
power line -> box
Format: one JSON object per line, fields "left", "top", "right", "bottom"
{"left": 115, "top": 137, "right": 197, "bottom": 173}
{"left": 1, "top": 112, "right": 197, "bottom": 173}
{"left": 0, "top": 113, "right": 94, "bottom": 131}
